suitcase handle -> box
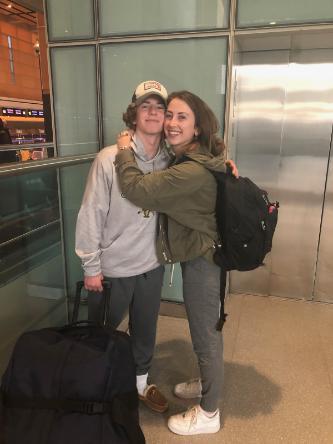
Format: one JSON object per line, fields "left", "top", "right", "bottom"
{"left": 58, "top": 320, "right": 98, "bottom": 331}
{"left": 72, "top": 280, "right": 112, "bottom": 325}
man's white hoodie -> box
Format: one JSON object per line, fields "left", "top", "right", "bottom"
{"left": 75, "top": 134, "right": 171, "bottom": 277}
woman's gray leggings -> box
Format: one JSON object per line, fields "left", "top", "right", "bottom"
{"left": 181, "top": 256, "right": 223, "bottom": 412}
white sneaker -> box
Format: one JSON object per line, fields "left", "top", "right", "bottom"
{"left": 168, "top": 405, "right": 220, "bottom": 436}
{"left": 174, "top": 378, "right": 202, "bottom": 399}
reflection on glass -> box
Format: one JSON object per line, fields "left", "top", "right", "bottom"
{"left": 237, "top": 0, "right": 333, "bottom": 28}
{"left": 58, "top": 162, "right": 93, "bottom": 299}
{"left": 101, "top": 37, "right": 228, "bottom": 145}
{"left": 45, "top": 0, "right": 95, "bottom": 41}
{"left": 51, "top": 46, "right": 99, "bottom": 156}
{"left": 99, "top": 0, "right": 229, "bottom": 35}
{"left": 0, "top": 167, "right": 66, "bottom": 372}
{"left": 0, "top": 170, "right": 60, "bottom": 250}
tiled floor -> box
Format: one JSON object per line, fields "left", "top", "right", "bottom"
{"left": 140, "top": 294, "right": 333, "bottom": 443}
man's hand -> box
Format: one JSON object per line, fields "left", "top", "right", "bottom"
{"left": 84, "top": 274, "right": 104, "bottom": 292}
{"left": 226, "top": 159, "right": 239, "bottom": 178}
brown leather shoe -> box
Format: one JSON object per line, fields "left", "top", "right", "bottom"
{"left": 139, "top": 384, "right": 168, "bottom": 413}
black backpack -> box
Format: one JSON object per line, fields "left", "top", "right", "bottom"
{"left": 212, "top": 171, "right": 279, "bottom": 330}
{"left": 178, "top": 156, "right": 279, "bottom": 331}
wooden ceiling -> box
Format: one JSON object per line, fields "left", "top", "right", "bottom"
{"left": 0, "top": 0, "right": 38, "bottom": 29}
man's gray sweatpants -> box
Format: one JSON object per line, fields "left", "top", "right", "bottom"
{"left": 181, "top": 256, "right": 223, "bottom": 412}
{"left": 88, "top": 265, "right": 164, "bottom": 376}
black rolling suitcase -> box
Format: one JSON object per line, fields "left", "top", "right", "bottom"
{"left": 0, "top": 281, "right": 145, "bottom": 444}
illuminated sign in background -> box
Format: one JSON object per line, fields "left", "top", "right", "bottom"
{"left": 1, "top": 107, "right": 44, "bottom": 117}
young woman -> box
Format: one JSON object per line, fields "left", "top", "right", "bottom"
{"left": 115, "top": 90, "right": 238, "bottom": 436}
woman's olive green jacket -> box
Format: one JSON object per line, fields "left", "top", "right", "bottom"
{"left": 115, "top": 145, "right": 226, "bottom": 264}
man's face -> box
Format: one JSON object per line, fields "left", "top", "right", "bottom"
{"left": 135, "top": 96, "right": 166, "bottom": 136}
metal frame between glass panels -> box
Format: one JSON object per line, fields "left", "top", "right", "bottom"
{"left": 0, "top": 152, "right": 96, "bottom": 177}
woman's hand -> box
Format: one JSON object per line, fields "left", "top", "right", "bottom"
{"left": 117, "top": 129, "right": 133, "bottom": 151}
{"left": 226, "top": 159, "right": 239, "bottom": 178}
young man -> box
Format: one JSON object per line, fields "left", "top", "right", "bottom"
{"left": 75, "top": 80, "right": 170, "bottom": 413}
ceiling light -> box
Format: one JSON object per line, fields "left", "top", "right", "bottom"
{"left": 33, "top": 40, "right": 40, "bottom": 55}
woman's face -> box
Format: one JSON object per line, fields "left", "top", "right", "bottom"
{"left": 164, "top": 98, "right": 198, "bottom": 155}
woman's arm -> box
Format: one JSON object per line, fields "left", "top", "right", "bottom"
{"left": 115, "top": 149, "right": 205, "bottom": 212}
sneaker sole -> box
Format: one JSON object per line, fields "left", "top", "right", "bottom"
{"left": 168, "top": 422, "right": 220, "bottom": 435}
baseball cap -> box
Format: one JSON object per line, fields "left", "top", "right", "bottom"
{"left": 132, "top": 80, "right": 168, "bottom": 105}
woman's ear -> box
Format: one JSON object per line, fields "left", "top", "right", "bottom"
{"left": 194, "top": 127, "right": 200, "bottom": 137}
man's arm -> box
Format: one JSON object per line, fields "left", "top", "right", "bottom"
{"left": 75, "top": 153, "right": 112, "bottom": 288}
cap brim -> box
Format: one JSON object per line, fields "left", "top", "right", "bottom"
{"left": 135, "top": 92, "right": 167, "bottom": 105}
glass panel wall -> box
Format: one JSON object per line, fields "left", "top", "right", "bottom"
{"left": 59, "top": 162, "right": 93, "bottom": 299}
{"left": 0, "top": 157, "right": 94, "bottom": 371}
{"left": 45, "top": 0, "right": 95, "bottom": 41}
{"left": 99, "top": 0, "right": 230, "bottom": 36}
{"left": 50, "top": 46, "right": 99, "bottom": 155}
{"left": 101, "top": 37, "right": 228, "bottom": 145}
{"left": 237, "top": 0, "right": 333, "bottom": 28}
{"left": 0, "top": 168, "right": 67, "bottom": 373}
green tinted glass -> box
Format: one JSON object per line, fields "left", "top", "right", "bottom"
{"left": 99, "top": 0, "right": 229, "bottom": 35}
{"left": 51, "top": 46, "right": 99, "bottom": 156}
{"left": 45, "top": 0, "right": 95, "bottom": 41}
{"left": 59, "top": 162, "right": 93, "bottom": 299}
{"left": 101, "top": 37, "right": 228, "bottom": 145}
{"left": 0, "top": 169, "right": 67, "bottom": 372}
{"left": 237, "top": 0, "right": 333, "bottom": 28}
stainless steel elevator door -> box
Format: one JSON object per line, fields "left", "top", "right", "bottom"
{"left": 230, "top": 48, "right": 333, "bottom": 302}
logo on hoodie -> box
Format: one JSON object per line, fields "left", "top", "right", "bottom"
{"left": 138, "top": 208, "right": 153, "bottom": 218}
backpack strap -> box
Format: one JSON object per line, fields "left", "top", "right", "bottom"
{"left": 216, "top": 267, "right": 228, "bottom": 331}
